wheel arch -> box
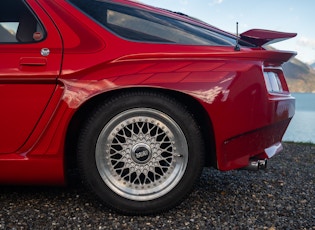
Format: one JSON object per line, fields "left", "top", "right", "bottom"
{"left": 64, "top": 87, "right": 216, "bottom": 183}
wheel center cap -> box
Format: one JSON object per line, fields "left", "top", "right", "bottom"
{"left": 131, "top": 143, "right": 152, "bottom": 164}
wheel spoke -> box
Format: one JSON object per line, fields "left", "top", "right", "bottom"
{"left": 96, "top": 108, "right": 188, "bottom": 201}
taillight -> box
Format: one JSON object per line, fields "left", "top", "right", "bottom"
{"left": 263, "top": 71, "right": 283, "bottom": 93}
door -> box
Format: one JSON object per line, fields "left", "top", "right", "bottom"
{"left": 0, "top": 0, "right": 62, "bottom": 153}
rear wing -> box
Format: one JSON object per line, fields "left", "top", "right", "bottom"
{"left": 240, "top": 29, "right": 297, "bottom": 47}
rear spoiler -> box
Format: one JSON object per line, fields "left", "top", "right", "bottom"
{"left": 240, "top": 29, "right": 297, "bottom": 47}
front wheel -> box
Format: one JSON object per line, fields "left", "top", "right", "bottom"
{"left": 77, "top": 91, "right": 205, "bottom": 215}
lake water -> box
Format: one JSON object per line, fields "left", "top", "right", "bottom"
{"left": 283, "top": 93, "right": 315, "bottom": 144}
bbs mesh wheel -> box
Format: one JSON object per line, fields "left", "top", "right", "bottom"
{"left": 77, "top": 91, "right": 205, "bottom": 215}
{"left": 96, "top": 108, "right": 188, "bottom": 201}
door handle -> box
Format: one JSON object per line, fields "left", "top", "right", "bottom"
{"left": 20, "top": 57, "right": 47, "bottom": 66}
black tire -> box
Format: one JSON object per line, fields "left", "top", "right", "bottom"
{"left": 77, "top": 90, "right": 205, "bottom": 215}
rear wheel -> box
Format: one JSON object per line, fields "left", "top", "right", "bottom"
{"left": 77, "top": 91, "right": 205, "bottom": 215}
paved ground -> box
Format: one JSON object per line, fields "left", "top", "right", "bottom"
{"left": 0, "top": 143, "right": 314, "bottom": 229}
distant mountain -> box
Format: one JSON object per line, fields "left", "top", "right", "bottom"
{"left": 311, "top": 62, "right": 315, "bottom": 70}
{"left": 283, "top": 58, "right": 315, "bottom": 93}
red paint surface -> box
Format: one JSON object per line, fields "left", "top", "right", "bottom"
{"left": 0, "top": 0, "right": 295, "bottom": 184}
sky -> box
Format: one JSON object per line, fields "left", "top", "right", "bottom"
{"left": 140, "top": 0, "right": 315, "bottom": 64}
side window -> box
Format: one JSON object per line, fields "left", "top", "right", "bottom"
{"left": 106, "top": 10, "right": 212, "bottom": 44}
{"left": 69, "top": 0, "right": 236, "bottom": 46}
{"left": 0, "top": 0, "right": 45, "bottom": 43}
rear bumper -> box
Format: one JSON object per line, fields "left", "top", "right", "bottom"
{"left": 217, "top": 95, "right": 295, "bottom": 171}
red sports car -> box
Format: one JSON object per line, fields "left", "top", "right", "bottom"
{"left": 0, "top": 0, "right": 296, "bottom": 214}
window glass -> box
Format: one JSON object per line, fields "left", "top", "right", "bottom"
{"left": 0, "top": 0, "right": 45, "bottom": 43}
{"left": 0, "top": 22, "right": 19, "bottom": 42}
{"left": 69, "top": 0, "right": 237, "bottom": 46}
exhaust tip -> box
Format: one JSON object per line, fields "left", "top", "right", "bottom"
{"left": 243, "top": 159, "right": 267, "bottom": 171}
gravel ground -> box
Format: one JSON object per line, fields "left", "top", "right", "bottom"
{"left": 0, "top": 143, "right": 314, "bottom": 230}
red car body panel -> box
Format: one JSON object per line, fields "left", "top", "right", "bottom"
{"left": 0, "top": 0, "right": 295, "bottom": 185}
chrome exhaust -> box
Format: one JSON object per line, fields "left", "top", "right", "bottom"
{"left": 243, "top": 159, "right": 267, "bottom": 171}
